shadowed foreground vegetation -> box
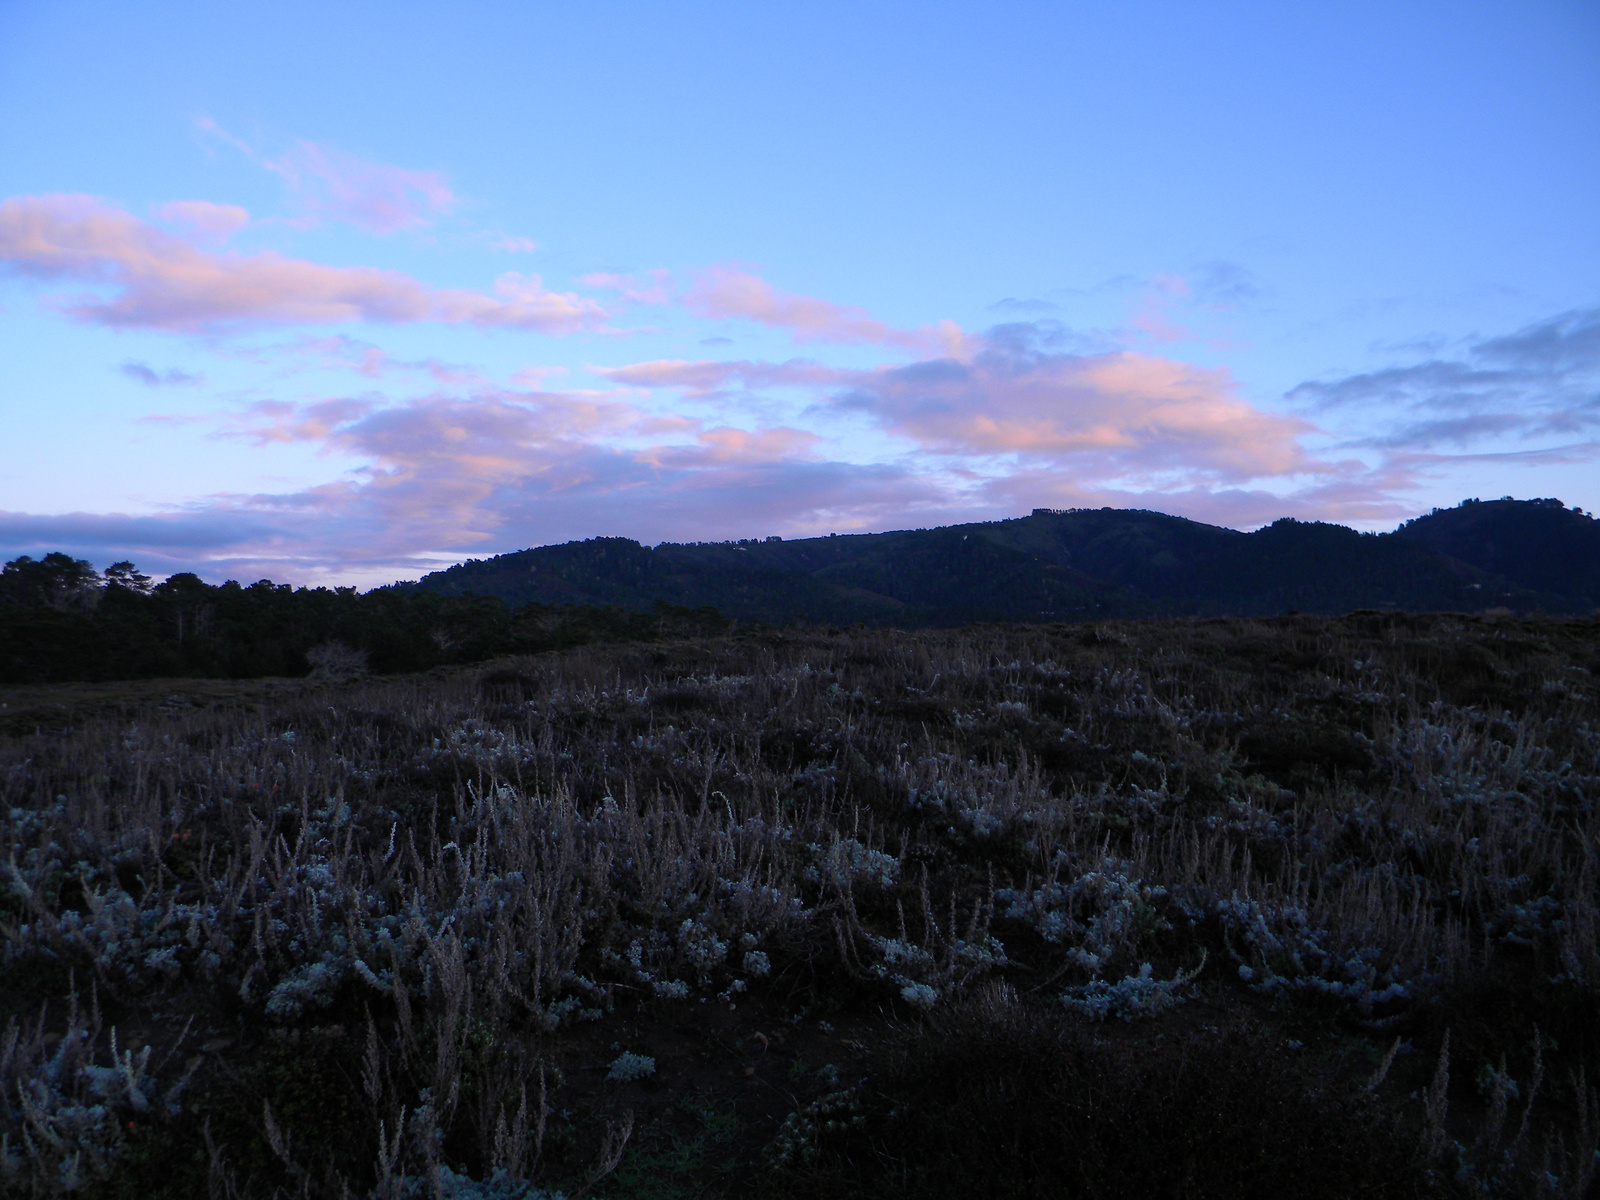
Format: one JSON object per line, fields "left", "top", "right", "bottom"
{"left": 0, "top": 552, "right": 729, "bottom": 685}
{"left": 2, "top": 613, "right": 1598, "bottom": 1197}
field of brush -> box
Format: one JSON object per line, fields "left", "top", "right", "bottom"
{"left": 2, "top": 613, "right": 1598, "bottom": 1199}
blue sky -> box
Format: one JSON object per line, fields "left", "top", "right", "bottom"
{"left": 1, "top": 1, "right": 1597, "bottom": 585}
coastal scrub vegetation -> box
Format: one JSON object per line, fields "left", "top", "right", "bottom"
{"left": 1, "top": 613, "right": 1597, "bottom": 1196}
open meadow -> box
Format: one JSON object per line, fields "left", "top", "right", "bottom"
{"left": 3, "top": 613, "right": 1598, "bottom": 1198}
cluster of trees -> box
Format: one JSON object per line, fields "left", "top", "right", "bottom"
{"left": 0, "top": 553, "right": 729, "bottom": 684}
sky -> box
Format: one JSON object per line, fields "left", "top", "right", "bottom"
{"left": 1, "top": 1, "right": 1597, "bottom": 587}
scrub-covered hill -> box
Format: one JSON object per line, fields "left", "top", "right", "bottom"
{"left": 402, "top": 497, "right": 1600, "bottom": 624}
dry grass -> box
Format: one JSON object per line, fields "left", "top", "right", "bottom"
{"left": 1, "top": 612, "right": 1597, "bottom": 1197}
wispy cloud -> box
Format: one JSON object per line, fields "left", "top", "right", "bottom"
{"left": 0, "top": 194, "right": 608, "bottom": 333}
{"left": 229, "top": 334, "right": 483, "bottom": 385}
{"left": 1290, "top": 306, "right": 1600, "bottom": 451}
{"left": 233, "top": 396, "right": 381, "bottom": 444}
{"left": 150, "top": 387, "right": 932, "bottom": 574}
{"left": 1189, "top": 260, "right": 1261, "bottom": 309}
{"left": 154, "top": 200, "right": 251, "bottom": 241}
{"left": 0, "top": 507, "right": 291, "bottom": 581}
{"left": 987, "top": 297, "right": 1061, "bottom": 314}
{"left": 267, "top": 140, "right": 455, "bottom": 233}
{"left": 599, "top": 357, "right": 845, "bottom": 395}
{"left": 120, "top": 360, "right": 200, "bottom": 386}
{"left": 1124, "top": 273, "right": 1204, "bottom": 346}
{"left": 580, "top": 270, "right": 672, "bottom": 307}
{"left": 196, "top": 118, "right": 456, "bottom": 234}
{"left": 685, "top": 266, "right": 954, "bottom": 349}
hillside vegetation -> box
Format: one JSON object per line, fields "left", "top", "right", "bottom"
{"left": 2, "top": 613, "right": 1597, "bottom": 1197}
{"left": 5, "top": 499, "right": 1595, "bottom": 688}
{"left": 0, "top": 555, "right": 727, "bottom": 685}
{"left": 403, "top": 498, "right": 1600, "bottom": 624}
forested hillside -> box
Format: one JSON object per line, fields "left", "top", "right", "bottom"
{"left": 5, "top": 498, "right": 1595, "bottom": 685}
{"left": 402, "top": 498, "right": 1600, "bottom": 623}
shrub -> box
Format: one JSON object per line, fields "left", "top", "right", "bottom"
{"left": 774, "top": 997, "right": 1441, "bottom": 1199}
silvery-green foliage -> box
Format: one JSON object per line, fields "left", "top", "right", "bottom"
{"left": 1215, "top": 894, "right": 1413, "bottom": 1018}
{"left": 542, "top": 977, "right": 606, "bottom": 1029}
{"left": 676, "top": 917, "right": 728, "bottom": 973}
{"left": 5, "top": 747, "right": 816, "bottom": 1033}
{"left": 0, "top": 1000, "right": 193, "bottom": 1199}
{"left": 606, "top": 1052, "right": 655, "bottom": 1082}
{"left": 262, "top": 959, "right": 344, "bottom": 1021}
{"left": 765, "top": 1086, "right": 864, "bottom": 1168}
{"left": 804, "top": 836, "right": 899, "bottom": 890}
{"left": 898, "top": 982, "right": 939, "bottom": 1008}
{"left": 2, "top": 620, "right": 1597, "bottom": 1191}
{"left": 1061, "top": 959, "right": 1202, "bottom": 1022}
{"left": 861, "top": 924, "right": 1007, "bottom": 1009}
{"left": 888, "top": 751, "right": 1047, "bottom": 841}
{"left": 996, "top": 855, "right": 1168, "bottom": 974}
{"left": 863, "top": 933, "right": 938, "bottom": 1003}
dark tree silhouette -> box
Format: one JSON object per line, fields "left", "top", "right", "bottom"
{"left": 0, "top": 552, "right": 103, "bottom": 610}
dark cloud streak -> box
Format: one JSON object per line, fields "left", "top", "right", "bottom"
{"left": 1289, "top": 306, "right": 1600, "bottom": 452}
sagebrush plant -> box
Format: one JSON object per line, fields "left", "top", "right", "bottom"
{"left": 1, "top": 612, "right": 1597, "bottom": 1196}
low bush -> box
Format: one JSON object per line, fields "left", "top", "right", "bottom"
{"left": 777, "top": 991, "right": 1439, "bottom": 1199}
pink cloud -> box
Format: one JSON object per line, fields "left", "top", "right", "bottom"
{"left": 0, "top": 194, "right": 607, "bottom": 333}
{"left": 238, "top": 397, "right": 378, "bottom": 444}
{"left": 0, "top": 366, "right": 1415, "bottom": 583}
{"left": 839, "top": 341, "right": 1319, "bottom": 482}
{"left": 195, "top": 118, "right": 456, "bottom": 234}
{"left": 265, "top": 140, "right": 456, "bottom": 234}
{"left": 686, "top": 266, "right": 936, "bottom": 348}
{"left": 245, "top": 334, "right": 483, "bottom": 385}
{"left": 1126, "top": 274, "right": 1196, "bottom": 345}
{"left": 669, "top": 426, "right": 823, "bottom": 464}
{"left": 510, "top": 364, "right": 570, "bottom": 386}
{"left": 1130, "top": 298, "right": 1192, "bottom": 345}
{"left": 602, "top": 337, "right": 1317, "bottom": 484}
{"left": 188, "top": 388, "right": 886, "bottom": 566}
{"left": 0, "top": 449, "right": 1420, "bottom": 586}
{"left": 154, "top": 200, "right": 251, "bottom": 240}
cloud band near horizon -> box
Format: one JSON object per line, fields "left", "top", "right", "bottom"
{"left": 0, "top": 322, "right": 1401, "bottom": 586}
{"left": 1, "top": 139, "right": 1594, "bottom": 586}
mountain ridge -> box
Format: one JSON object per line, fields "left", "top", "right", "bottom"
{"left": 397, "top": 497, "right": 1600, "bottom": 625}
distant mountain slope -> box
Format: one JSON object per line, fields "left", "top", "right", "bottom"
{"left": 398, "top": 499, "right": 1600, "bottom": 624}
{"left": 1393, "top": 497, "right": 1600, "bottom": 601}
